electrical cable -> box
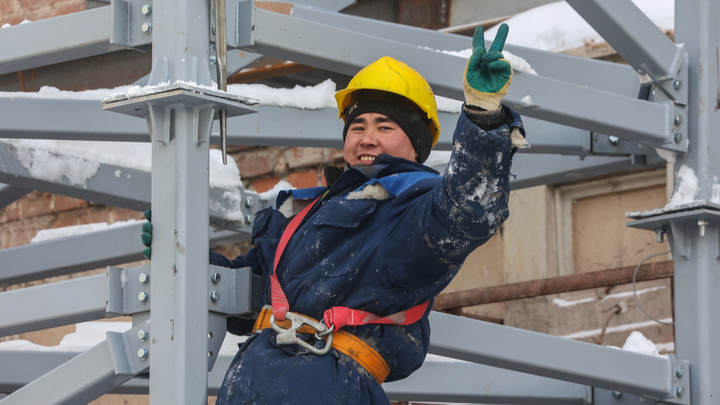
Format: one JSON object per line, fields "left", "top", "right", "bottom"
{"left": 632, "top": 250, "right": 673, "bottom": 325}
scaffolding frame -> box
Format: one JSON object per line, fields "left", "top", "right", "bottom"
{"left": 0, "top": 0, "right": 717, "bottom": 403}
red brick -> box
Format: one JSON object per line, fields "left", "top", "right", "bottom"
{"left": 17, "top": 0, "right": 51, "bottom": 13}
{"left": 288, "top": 169, "right": 319, "bottom": 189}
{"left": 285, "top": 147, "right": 324, "bottom": 169}
{"left": 0, "top": 200, "right": 21, "bottom": 223}
{"left": 0, "top": 0, "right": 19, "bottom": 19}
{"left": 237, "top": 148, "right": 275, "bottom": 178}
{"left": 325, "top": 147, "right": 346, "bottom": 166}
{"left": 51, "top": 195, "right": 88, "bottom": 213}
{"left": 251, "top": 177, "right": 281, "bottom": 193}
{"left": 18, "top": 192, "right": 53, "bottom": 219}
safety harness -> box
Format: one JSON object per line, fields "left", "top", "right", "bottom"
{"left": 253, "top": 195, "right": 430, "bottom": 384}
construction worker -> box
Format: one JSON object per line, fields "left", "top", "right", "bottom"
{"left": 143, "top": 23, "right": 525, "bottom": 404}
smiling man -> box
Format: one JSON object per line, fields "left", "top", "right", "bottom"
{"left": 143, "top": 24, "right": 527, "bottom": 405}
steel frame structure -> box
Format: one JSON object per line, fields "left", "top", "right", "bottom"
{"left": 0, "top": 0, "right": 717, "bottom": 404}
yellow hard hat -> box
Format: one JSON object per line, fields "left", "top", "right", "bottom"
{"left": 335, "top": 56, "right": 441, "bottom": 147}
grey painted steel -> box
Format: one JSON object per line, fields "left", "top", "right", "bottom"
{"left": 140, "top": 0, "right": 215, "bottom": 402}
{"left": 566, "top": 0, "right": 681, "bottom": 82}
{"left": 0, "top": 223, "right": 251, "bottom": 286}
{"left": 0, "top": 339, "right": 136, "bottom": 405}
{"left": 247, "top": 7, "right": 681, "bottom": 151}
{"left": 626, "top": 1, "right": 720, "bottom": 403}
{"left": 0, "top": 140, "right": 255, "bottom": 229}
{"left": 383, "top": 358, "right": 592, "bottom": 404}
{"left": 0, "top": 274, "right": 110, "bottom": 338}
{"left": 0, "top": 185, "right": 30, "bottom": 209}
{"left": 0, "top": 7, "right": 131, "bottom": 75}
{"left": 292, "top": 3, "right": 642, "bottom": 96}
{"left": 0, "top": 97, "right": 649, "bottom": 159}
{"left": 427, "top": 311, "right": 675, "bottom": 399}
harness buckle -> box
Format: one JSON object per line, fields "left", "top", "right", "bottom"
{"left": 269, "top": 312, "right": 335, "bottom": 355}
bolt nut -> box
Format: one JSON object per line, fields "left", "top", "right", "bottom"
{"left": 677, "top": 386, "right": 685, "bottom": 397}
{"left": 612, "top": 391, "right": 622, "bottom": 399}
{"left": 138, "top": 329, "right": 149, "bottom": 342}
{"left": 245, "top": 196, "right": 255, "bottom": 207}
{"left": 138, "top": 291, "right": 149, "bottom": 302}
{"left": 141, "top": 22, "right": 152, "bottom": 34}
{"left": 674, "top": 115, "right": 683, "bottom": 126}
{"left": 138, "top": 348, "right": 149, "bottom": 360}
{"left": 210, "top": 291, "right": 221, "bottom": 302}
{"left": 675, "top": 367, "right": 685, "bottom": 378}
{"left": 210, "top": 273, "right": 221, "bottom": 284}
{"left": 246, "top": 214, "right": 254, "bottom": 224}
{"left": 674, "top": 133, "right": 683, "bottom": 143}
{"left": 608, "top": 136, "right": 619, "bottom": 146}
{"left": 139, "top": 273, "right": 149, "bottom": 284}
{"left": 141, "top": 4, "right": 152, "bottom": 15}
{"left": 674, "top": 80, "right": 682, "bottom": 90}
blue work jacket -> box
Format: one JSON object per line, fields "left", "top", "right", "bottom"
{"left": 211, "top": 107, "right": 523, "bottom": 404}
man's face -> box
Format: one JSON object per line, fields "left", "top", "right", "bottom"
{"left": 343, "top": 113, "right": 417, "bottom": 166}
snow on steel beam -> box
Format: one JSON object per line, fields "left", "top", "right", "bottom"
{"left": 427, "top": 311, "right": 677, "bottom": 400}
{"left": 291, "top": 3, "right": 642, "bottom": 97}
{"left": 0, "top": 140, "right": 257, "bottom": 230}
{"left": 247, "top": 7, "right": 682, "bottom": 152}
{"left": 0, "top": 223, "right": 250, "bottom": 286}
{"left": 566, "top": 0, "right": 682, "bottom": 82}
{"left": 0, "top": 6, "right": 147, "bottom": 76}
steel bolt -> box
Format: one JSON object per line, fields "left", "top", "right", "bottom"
{"left": 675, "top": 367, "right": 685, "bottom": 378}
{"left": 673, "top": 80, "right": 682, "bottom": 90}
{"left": 655, "top": 227, "right": 665, "bottom": 243}
{"left": 138, "top": 329, "right": 149, "bottom": 342}
{"left": 139, "top": 272, "right": 149, "bottom": 284}
{"left": 208, "top": 351, "right": 213, "bottom": 358}
{"left": 141, "top": 4, "right": 152, "bottom": 15}
{"left": 674, "top": 115, "right": 683, "bottom": 126}
{"left": 246, "top": 214, "right": 254, "bottom": 224}
{"left": 210, "top": 272, "right": 221, "bottom": 284}
{"left": 138, "top": 291, "right": 149, "bottom": 302}
{"left": 674, "top": 132, "right": 683, "bottom": 143}
{"left": 210, "top": 291, "right": 221, "bottom": 302}
{"left": 698, "top": 219, "right": 709, "bottom": 237}
{"left": 677, "top": 386, "right": 685, "bottom": 397}
{"left": 141, "top": 22, "right": 152, "bottom": 34}
{"left": 612, "top": 391, "right": 622, "bottom": 399}
{"left": 138, "top": 348, "right": 149, "bottom": 360}
{"left": 245, "top": 196, "right": 255, "bottom": 207}
{"left": 608, "top": 136, "right": 619, "bottom": 146}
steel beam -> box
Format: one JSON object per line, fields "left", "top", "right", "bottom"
{"left": 566, "top": 0, "right": 682, "bottom": 84}
{"left": 0, "top": 335, "right": 142, "bottom": 405}
{"left": 0, "top": 140, "right": 257, "bottom": 229}
{"left": 0, "top": 7, "right": 134, "bottom": 75}
{"left": 427, "top": 311, "right": 678, "bottom": 400}
{"left": 0, "top": 223, "right": 251, "bottom": 286}
{"left": 246, "top": 7, "right": 681, "bottom": 152}
{"left": 292, "top": 3, "right": 641, "bottom": 97}
{"left": 0, "top": 185, "right": 29, "bottom": 209}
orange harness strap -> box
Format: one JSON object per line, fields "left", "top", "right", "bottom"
{"left": 253, "top": 307, "right": 390, "bottom": 384}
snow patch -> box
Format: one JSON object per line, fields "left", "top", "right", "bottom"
{"left": 258, "top": 180, "right": 295, "bottom": 202}
{"left": 30, "top": 219, "right": 143, "bottom": 243}
{"left": 667, "top": 165, "right": 698, "bottom": 207}
{"left": 622, "top": 331, "right": 660, "bottom": 356}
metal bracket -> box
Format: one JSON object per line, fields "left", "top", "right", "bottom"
{"left": 107, "top": 265, "right": 152, "bottom": 315}
{"left": 626, "top": 203, "right": 720, "bottom": 259}
{"left": 592, "top": 357, "right": 690, "bottom": 405}
{"left": 101, "top": 82, "right": 258, "bottom": 144}
{"left": 207, "top": 264, "right": 263, "bottom": 316}
{"left": 106, "top": 321, "right": 152, "bottom": 379}
{"left": 226, "top": 0, "right": 255, "bottom": 49}
{"left": 110, "top": 0, "right": 154, "bottom": 49}
{"left": 646, "top": 49, "right": 689, "bottom": 154}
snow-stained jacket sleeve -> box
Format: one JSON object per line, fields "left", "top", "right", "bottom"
{"left": 386, "top": 106, "right": 520, "bottom": 297}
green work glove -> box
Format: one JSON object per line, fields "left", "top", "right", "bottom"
{"left": 141, "top": 209, "right": 152, "bottom": 260}
{"left": 463, "top": 23, "right": 512, "bottom": 112}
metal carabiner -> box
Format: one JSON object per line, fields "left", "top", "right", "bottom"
{"left": 269, "top": 312, "right": 334, "bottom": 355}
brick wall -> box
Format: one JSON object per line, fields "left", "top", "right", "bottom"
{"left": 0, "top": 0, "right": 86, "bottom": 25}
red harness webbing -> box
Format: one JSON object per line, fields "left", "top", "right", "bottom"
{"left": 270, "top": 196, "right": 430, "bottom": 329}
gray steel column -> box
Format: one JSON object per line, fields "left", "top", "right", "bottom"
{"left": 672, "top": 1, "right": 720, "bottom": 404}
{"left": 146, "top": 0, "right": 213, "bottom": 403}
